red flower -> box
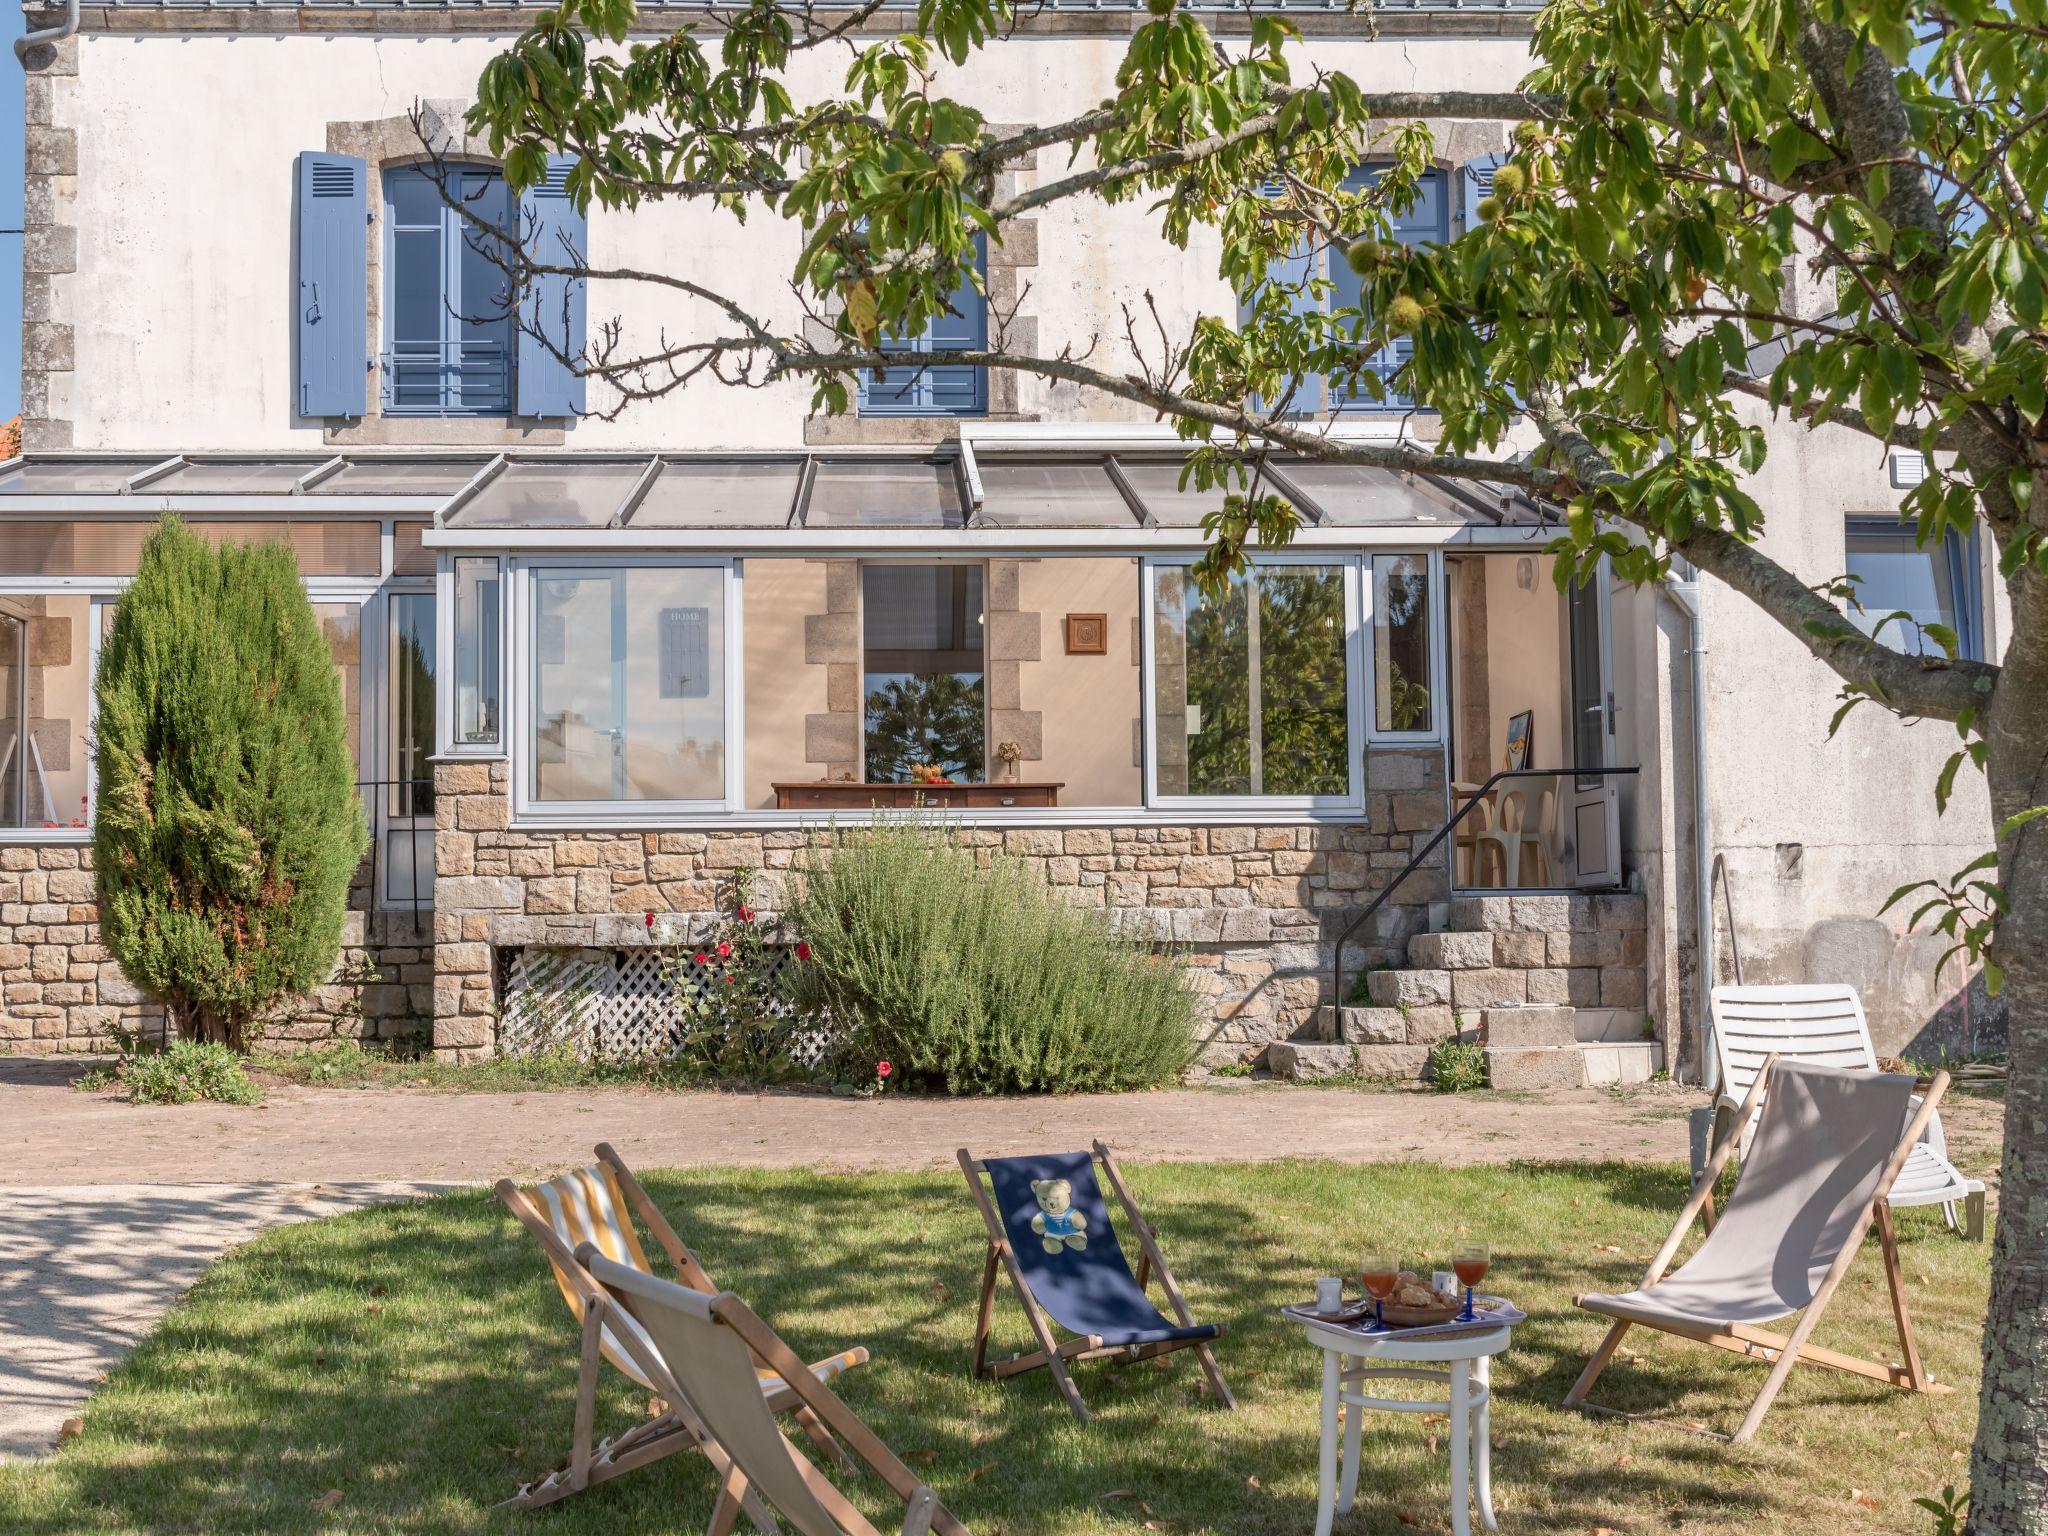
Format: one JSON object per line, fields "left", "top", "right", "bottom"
{"left": 877, "top": 1060, "right": 893, "bottom": 1079}
{"left": 716, "top": 941, "right": 733, "bottom": 959}
{"left": 644, "top": 912, "right": 656, "bottom": 928}
{"left": 694, "top": 951, "right": 710, "bottom": 967}
{"left": 737, "top": 905, "right": 756, "bottom": 922}
{"left": 795, "top": 942, "right": 812, "bottom": 961}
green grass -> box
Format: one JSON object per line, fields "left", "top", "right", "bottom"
{"left": 0, "top": 1162, "right": 1988, "bottom": 1535}
{"left": 251, "top": 1041, "right": 717, "bottom": 1093}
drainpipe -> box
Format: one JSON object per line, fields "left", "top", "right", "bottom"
{"left": 1661, "top": 573, "right": 1716, "bottom": 1091}
{"left": 15, "top": 0, "right": 80, "bottom": 64}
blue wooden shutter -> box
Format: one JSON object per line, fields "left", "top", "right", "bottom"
{"left": 1461, "top": 153, "right": 1506, "bottom": 234}
{"left": 922, "top": 236, "right": 988, "bottom": 414}
{"left": 1238, "top": 208, "right": 1325, "bottom": 417}
{"left": 295, "top": 152, "right": 367, "bottom": 419}
{"left": 517, "top": 155, "right": 587, "bottom": 418}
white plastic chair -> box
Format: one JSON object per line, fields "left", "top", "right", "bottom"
{"left": 1706, "top": 984, "right": 1986, "bottom": 1239}
{"left": 1470, "top": 785, "right": 1554, "bottom": 888}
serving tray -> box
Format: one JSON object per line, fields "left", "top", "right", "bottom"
{"left": 1283, "top": 1295, "right": 1525, "bottom": 1343}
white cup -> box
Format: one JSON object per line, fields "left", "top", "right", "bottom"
{"left": 1315, "top": 1276, "right": 1345, "bottom": 1314}
{"left": 1434, "top": 1270, "right": 1458, "bottom": 1297}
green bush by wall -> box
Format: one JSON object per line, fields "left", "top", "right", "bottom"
{"left": 786, "top": 822, "right": 1200, "bottom": 1094}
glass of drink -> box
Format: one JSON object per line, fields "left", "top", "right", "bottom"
{"left": 1453, "top": 1242, "right": 1491, "bottom": 1322}
{"left": 1360, "top": 1253, "right": 1400, "bottom": 1333}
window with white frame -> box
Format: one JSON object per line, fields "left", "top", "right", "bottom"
{"left": 1147, "top": 559, "right": 1360, "bottom": 806}
{"left": 1844, "top": 516, "right": 1986, "bottom": 661}
{"left": 523, "top": 562, "right": 735, "bottom": 811}
{"left": 1371, "top": 553, "right": 1436, "bottom": 734}
{"left": 449, "top": 555, "right": 504, "bottom": 751}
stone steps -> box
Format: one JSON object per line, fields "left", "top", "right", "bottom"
{"left": 1485, "top": 1040, "right": 1664, "bottom": 1090}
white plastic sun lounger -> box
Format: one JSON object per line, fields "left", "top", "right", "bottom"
{"left": 1567, "top": 1057, "right": 1953, "bottom": 1442}
{"left": 1706, "top": 984, "right": 1986, "bottom": 1239}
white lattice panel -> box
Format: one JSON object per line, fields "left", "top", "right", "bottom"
{"left": 499, "top": 945, "right": 825, "bottom": 1063}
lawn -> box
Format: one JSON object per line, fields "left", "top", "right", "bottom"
{"left": 0, "top": 1161, "right": 1985, "bottom": 1535}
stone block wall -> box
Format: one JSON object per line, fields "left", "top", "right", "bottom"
{"left": 430, "top": 748, "right": 1452, "bottom": 1064}
{"left": 0, "top": 841, "right": 436, "bottom": 1054}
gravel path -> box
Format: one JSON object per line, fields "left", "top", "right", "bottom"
{"left": 5, "top": 1066, "right": 1715, "bottom": 1185}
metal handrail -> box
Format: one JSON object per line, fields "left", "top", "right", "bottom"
{"left": 1329, "top": 765, "right": 1642, "bottom": 1010}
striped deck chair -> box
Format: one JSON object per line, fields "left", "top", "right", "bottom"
{"left": 496, "top": 1143, "right": 868, "bottom": 1510}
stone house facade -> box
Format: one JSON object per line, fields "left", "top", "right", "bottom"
{"left": 0, "top": 0, "right": 2006, "bottom": 1079}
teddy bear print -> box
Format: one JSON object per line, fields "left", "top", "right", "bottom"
{"left": 1029, "top": 1178, "right": 1089, "bottom": 1253}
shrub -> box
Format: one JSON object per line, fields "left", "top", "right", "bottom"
{"left": 1428, "top": 1040, "right": 1488, "bottom": 1093}
{"left": 122, "top": 1041, "right": 262, "bottom": 1106}
{"left": 93, "top": 516, "right": 368, "bottom": 1051}
{"left": 653, "top": 871, "right": 817, "bottom": 1082}
{"left": 785, "top": 822, "right": 1199, "bottom": 1094}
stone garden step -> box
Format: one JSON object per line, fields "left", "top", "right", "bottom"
{"left": 1405, "top": 930, "right": 1495, "bottom": 970}
{"left": 1315, "top": 1004, "right": 1464, "bottom": 1046}
{"left": 1483, "top": 1045, "right": 1590, "bottom": 1091}
{"left": 1478, "top": 1006, "right": 1579, "bottom": 1049}
{"left": 1266, "top": 1041, "right": 1355, "bottom": 1081}
{"left": 1366, "top": 968, "right": 1451, "bottom": 1008}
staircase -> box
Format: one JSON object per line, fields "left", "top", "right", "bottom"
{"left": 1268, "top": 892, "right": 1663, "bottom": 1089}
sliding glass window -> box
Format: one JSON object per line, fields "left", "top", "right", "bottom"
{"left": 524, "top": 563, "right": 733, "bottom": 814}
{"left": 1147, "top": 560, "right": 1360, "bottom": 809}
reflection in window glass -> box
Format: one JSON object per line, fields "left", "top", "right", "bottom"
{"left": 1152, "top": 564, "right": 1351, "bottom": 798}
{"left": 453, "top": 557, "right": 502, "bottom": 747}
{"left": 0, "top": 610, "right": 21, "bottom": 826}
{"left": 531, "top": 566, "right": 727, "bottom": 803}
{"left": 1844, "top": 517, "right": 1983, "bottom": 660}
{"left": 390, "top": 594, "right": 437, "bottom": 818}
{"left": 863, "top": 565, "right": 985, "bottom": 782}
{"left": 1373, "top": 554, "right": 1433, "bottom": 732}
{"left": 311, "top": 603, "right": 364, "bottom": 771}
{"left": 0, "top": 596, "right": 98, "bottom": 827}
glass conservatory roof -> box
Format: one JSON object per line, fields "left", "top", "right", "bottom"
{"left": 0, "top": 449, "right": 1533, "bottom": 536}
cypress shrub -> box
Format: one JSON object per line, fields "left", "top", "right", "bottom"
{"left": 93, "top": 516, "right": 368, "bottom": 1049}
{"left": 786, "top": 822, "right": 1199, "bottom": 1094}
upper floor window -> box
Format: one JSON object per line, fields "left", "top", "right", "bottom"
{"left": 1239, "top": 165, "right": 1457, "bottom": 416}
{"left": 293, "top": 150, "right": 587, "bottom": 422}
{"left": 1845, "top": 515, "right": 1986, "bottom": 661}
{"left": 859, "top": 236, "right": 989, "bottom": 418}
{"left": 1330, "top": 167, "right": 1448, "bottom": 412}
{"left": 383, "top": 166, "right": 515, "bottom": 417}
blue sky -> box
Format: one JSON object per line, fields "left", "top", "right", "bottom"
{"left": 0, "top": 7, "right": 20, "bottom": 423}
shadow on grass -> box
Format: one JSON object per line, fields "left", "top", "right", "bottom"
{"left": 0, "top": 1159, "right": 1986, "bottom": 1535}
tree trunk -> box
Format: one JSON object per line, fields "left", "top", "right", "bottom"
{"left": 1970, "top": 564, "right": 2048, "bottom": 1536}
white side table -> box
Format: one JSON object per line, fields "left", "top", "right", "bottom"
{"left": 1297, "top": 1317, "right": 1512, "bottom": 1536}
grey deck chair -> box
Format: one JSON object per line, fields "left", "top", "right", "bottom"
{"left": 579, "top": 1247, "right": 972, "bottom": 1536}
{"left": 1705, "top": 984, "right": 1986, "bottom": 1239}
{"left": 1565, "top": 1057, "right": 1953, "bottom": 1442}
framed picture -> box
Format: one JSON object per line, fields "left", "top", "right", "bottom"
{"left": 1504, "top": 710, "right": 1534, "bottom": 772}
{"left": 1065, "top": 613, "right": 1108, "bottom": 655}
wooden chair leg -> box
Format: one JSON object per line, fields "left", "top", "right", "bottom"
{"left": 568, "top": 1307, "right": 603, "bottom": 1491}
{"left": 791, "top": 1403, "right": 852, "bottom": 1469}
{"left": 1193, "top": 1342, "right": 1237, "bottom": 1410}
{"left": 1043, "top": 1347, "right": 1092, "bottom": 1422}
{"left": 1700, "top": 1102, "right": 1735, "bottom": 1235}
{"left": 970, "top": 1244, "right": 999, "bottom": 1378}
{"left": 1876, "top": 1205, "right": 1931, "bottom": 1392}
{"left": 1563, "top": 1320, "right": 1631, "bottom": 1408}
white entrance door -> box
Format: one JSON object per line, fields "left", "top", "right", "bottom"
{"left": 1566, "top": 560, "right": 1623, "bottom": 887}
